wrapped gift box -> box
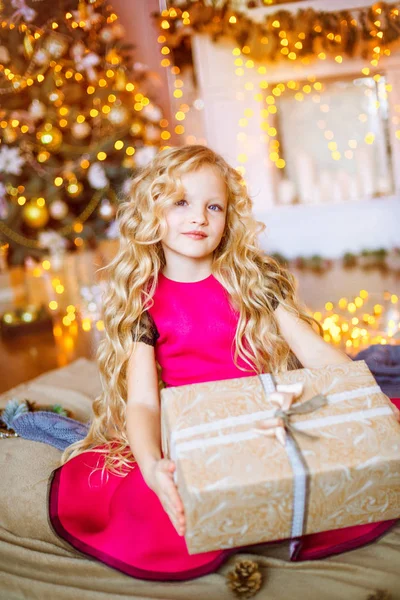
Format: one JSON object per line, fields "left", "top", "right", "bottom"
{"left": 160, "top": 360, "right": 400, "bottom": 555}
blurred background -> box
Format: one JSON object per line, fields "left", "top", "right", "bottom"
{"left": 0, "top": 0, "right": 399, "bottom": 393}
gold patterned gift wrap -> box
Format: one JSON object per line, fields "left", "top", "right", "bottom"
{"left": 160, "top": 360, "right": 400, "bottom": 555}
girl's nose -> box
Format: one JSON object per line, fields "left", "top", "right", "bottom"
{"left": 191, "top": 210, "right": 208, "bottom": 224}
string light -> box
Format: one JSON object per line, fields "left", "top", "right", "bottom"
{"left": 312, "top": 289, "right": 400, "bottom": 353}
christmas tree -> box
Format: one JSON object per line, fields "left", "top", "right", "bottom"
{"left": 0, "top": 0, "right": 165, "bottom": 265}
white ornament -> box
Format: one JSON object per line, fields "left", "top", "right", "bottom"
{"left": 98, "top": 198, "right": 115, "bottom": 221}
{"left": 39, "top": 230, "right": 67, "bottom": 251}
{"left": 71, "top": 42, "right": 100, "bottom": 82}
{"left": 0, "top": 146, "right": 25, "bottom": 175}
{"left": 44, "top": 35, "right": 68, "bottom": 59}
{"left": 88, "top": 162, "right": 109, "bottom": 189}
{"left": 99, "top": 27, "right": 114, "bottom": 43}
{"left": 106, "top": 219, "right": 119, "bottom": 239}
{"left": 143, "top": 104, "right": 163, "bottom": 123}
{"left": 122, "top": 177, "right": 133, "bottom": 195}
{"left": 134, "top": 146, "right": 158, "bottom": 168}
{"left": 0, "top": 182, "right": 8, "bottom": 219}
{"left": 107, "top": 106, "right": 129, "bottom": 126}
{"left": 29, "top": 99, "right": 46, "bottom": 120}
{"left": 145, "top": 124, "right": 161, "bottom": 142}
{"left": 49, "top": 199, "right": 68, "bottom": 220}
{"left": 33, "top": 49, "right": 50, "bottom": 66}
{"left": 72, "top": 121, "right": 91, "bottom": 139}
{"left": 39, "top": 230, "right": 67, "bottom": 270}
{"left": 133, "top": 62, "right": 148, "bottom": 74}
{"left": 11, "top": 0, "right": 36, "bottom": 23}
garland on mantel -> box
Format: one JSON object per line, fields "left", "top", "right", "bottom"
{"left": 272, "top": 247, "right": 400, "bottom": 274}
{"left": 155, "top": 1, "right": 400, "bottom": 66}
{"left": 170, "top": 0, "right": 304, "bottom": 7}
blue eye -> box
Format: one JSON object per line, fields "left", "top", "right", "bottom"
{"left": 175, "top": 200, "right": 223, "bottom": 211}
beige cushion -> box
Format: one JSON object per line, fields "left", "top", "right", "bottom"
{"left": 0, "top": 359, "right": 399, "bottom": 599}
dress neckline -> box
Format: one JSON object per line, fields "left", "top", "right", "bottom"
{"left": 159, "top": 272, "right": 214, "bottom": 284}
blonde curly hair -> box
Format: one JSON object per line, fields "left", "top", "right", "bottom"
{"left": 60, "top": 144, "right": 323, "bottom": 476}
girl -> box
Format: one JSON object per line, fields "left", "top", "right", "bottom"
{"left": 48, "top": 144, "right": 400, "bottom": 582}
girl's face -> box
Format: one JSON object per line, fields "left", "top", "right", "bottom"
{"left": 161, "top": 164, "right": 227, "bottom": 264}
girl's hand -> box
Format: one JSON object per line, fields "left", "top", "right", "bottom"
{"left": 144, "top": 458, "right": 186, "bottom": 536}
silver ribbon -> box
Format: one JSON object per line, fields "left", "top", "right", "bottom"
{"left": 257, "top": 373, "right": 328, "bottom": 560}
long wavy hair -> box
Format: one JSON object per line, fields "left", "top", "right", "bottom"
{"left": 60, "top": 144, "right": 323, "bottom": 476}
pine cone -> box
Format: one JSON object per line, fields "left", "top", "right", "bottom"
{"left": 226, "top": 559, "right": 262, "bottom": 599}
{"left": 366, "top": 591, "right": 391, "bottom": 600}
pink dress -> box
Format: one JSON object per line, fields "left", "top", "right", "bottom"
{"left": 48, "top": 272, "right": 399, "bottom": 581}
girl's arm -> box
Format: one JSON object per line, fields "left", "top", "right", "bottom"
{"left": 126, "top": 341, "right": 163, "bottom": 481}
{"left": 274, "top": 304, "right": 353, "bottom": 369}
{"left": 125, "top": 342, "right": 186, "bottom": 535}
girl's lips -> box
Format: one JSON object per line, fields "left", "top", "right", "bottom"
{"left": 183, "top": 233, "right": 208, "bottom": 239}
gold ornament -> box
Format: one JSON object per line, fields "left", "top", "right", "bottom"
{"left": 107, "top": 105, "right": 129, "bottom": 126}
{"left": 53, "top": 71, "right": 64, "bottom": 88}
{"left": 114, "top": 67, "right": 127, "bottom": 91}
{"left": 226, "top": 559, "right": 263, "bottom": 599}
{"left": 78, "top": 0, "right": 88, "bottom": 20}
{"left": 22, "top": 201, "right": 49, "bottom": 229}
{"left": 37, "top": 150, "right": 50, "bottom": 163}
{"left": 122, "top": 156, "right": 135, "bottom": 169}
{"left": 37, "top": 123, "right": 63, "bottom": 151}
{"left": 0, "top": 243, "right": 9, "bottom": 272}
{"left": 130, "top": 119, "right": 144, "bottom": 136}
{"left": 105, "top": 48, "right": 121, "bottom": 66}
{"left": 3, "top": 126, "right": 17, "bottom": 144}
{"left": 23, "top": 33, "right": 35, "bottom": 59}
{"left": 66, "top": 181, "right": 83, "bottom": 198}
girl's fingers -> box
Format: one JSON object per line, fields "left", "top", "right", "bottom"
{"left": 162, "top": 497, "right": 178, "bottom": 526}
{"left": 162, "top": 472, "right": 183, "bottom": 510}
{"left": 162, "top": 490, "right": 184, "bottom": 523}
{"left": 168, "top": 485, "right": 184, "bottom": 516}
{"left": 166, "top": 492, "right": 185, "bottom": 524}
{"left": 163, "top": 502, "right": 184, "bottom": 535}
{"left": 156, "top": 471, "right": 183, "bottom": 516}
{"left": 156, "top": 461, "right": 186, "bottom": 535}
{"left": 161, "top": 490, "right": 185, "bottom": 532}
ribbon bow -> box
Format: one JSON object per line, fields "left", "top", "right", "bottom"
{"left": 254, "top": 382, "right": 328, "bottom": 446}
